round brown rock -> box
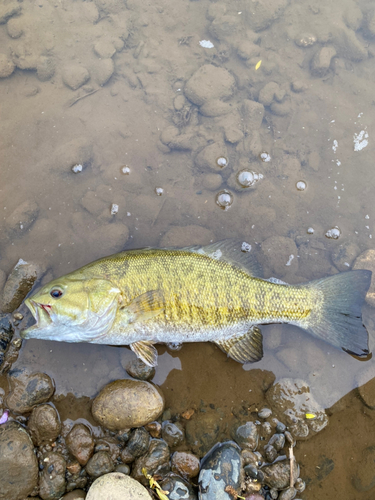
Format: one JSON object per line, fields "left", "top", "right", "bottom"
{"left": 184, "top": 64, "right": 235, "bottom": 106}
{"left": 86, "top": 472, "right": 152, "bottom": 500}
{"left": 92, "top": 379, "right": 165, "bottom": 430}
{"left": 27, "top": 403, "right": 61, "bottom": 446}
{"left": 171, "top": 451, "right": 200, "bottom": 479}
{"left": 0, "top": 53, "right": 15, "bottom": 78}
{"left": 0, "top": 421, "right": 38, "bottom": 500}
{"left": 7, "top": 370, "right": 55, "bottom": 413}
{"left": 66, "top": 424, "right": 95, "bottom": 466}
{"left": 353, "top": 249, "right": 375, "bottom": 306}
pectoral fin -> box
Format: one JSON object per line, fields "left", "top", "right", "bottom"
{"left": 215, "top": 326, "right": 263, "bottom": 363}
{"left": 130, "top": 341, "right": 158, "bottom": 367}
{"left": 123, "top": 290, "right": 164, "bottom": 324}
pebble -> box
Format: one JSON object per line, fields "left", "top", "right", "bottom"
{"left": 232, "top": 421, "right": 259, "bottom": 450}
{"left": 61, "top": 491, "right": 86, "bottom": 500}
{"left": 258, "top": 408, "right": 272, "bottom": 419}
{"left": 294, "top": 477, "right": 305, "bottom": 492}
{"left": 95, "top": 437, "right": 121, "bottom": 462}
{"left": 94, "top": 58, "right": 114, "bottom": 86}
{"left": 124, "top": 357, "right": 155, "bottom": 381}
{"left": 279, "top": 487, "right": 297, "bottom": 500}
{"left": 5, "top": 200, "right": 39, "bottom": 234}
{"left": 195, "top": 142, "right": 228, "bottom": 171}
{"left": 162, "top": 421, "right": 185, "bottom": 448}
{"left": 0, "top": 53, "right": 15, "bottom": 78}
{"left": 264, "top": 444, "right": 277, "bottom": 463}
{"left": 144, "top": 421, "right": 161, "bottom": 438}
{"left": 184, "top": 64, "right": 235, "bottom": 106}
{"left": 246, "top": 0, "right": 288, "bottom": 31}
{"left": 199, "top": 441, "right": 242, "bottom": 500}
{"left": 27, "top": 404, "right": 61, "bottom": 446}
{"left": 171, "top": 451, "right": 200, "bottom": 479}
{"left": 86, "top": 472, "right": 152, "bottom": 500}
{"left": 311, "top": 46, "right": 337, "bottom": 77}
{"left": 6, "top": 17, "right": 23, "bottom": 37}
{"left": 92, "top": 379, "right": 165, "bottom": 430}
{"left": 0, "top": 421, "right": 38, "bottom": 500}
{"left": 241, "top": 100, "right": 265, "bottom": 129}
{"left": 66, "top": 424, "right": 95, "bottom": 466}
{"left": 186, "top": 412, "right": 221, "bottom": 456}
{"left": 258, "top": 82, "right": 280, "bottom": 106}
{"left": 268, "top": 433, "right": 285, "bottom": 452}
{"left": 37, "top": 56, "right": 55, "bottom": 81}
{"left": 0, "top": 259, "right": 38, "bottom": 313}
{"left": 262, "top": 458, "right": 299, "bottom": 489}
{"left": 62, "top": 65, "right": 90, "bottom": 90}
{"left": 295, "top": 33, "right": 317, "bottom": 47}
{"left": 131, "top": 439, "right": 170, "bottom": 485}
{"left": 353, "top": 249, "right": 375, "bottom": 306}
{"left": 86, "top": 451, "right": 114, "bottom": 478}
{"left": 114, "top": 463, "right": 130, "bottom": 475}
{"left": 94, "top": 40, "right": 116, "bottom": 58}
{"left": 7, "top": 369, "right": 55, "bottom": 413}
{"left": 120, "top": 447, "right": 135, "bottom": 464}
{"left": 260, "top": 236, "right": 299, "bottom": 277}
{"left": 160, "top": 472, "right": 198, "bottom": 500}
{"left": 126, "top": 428, "right": 151, "bottom": 458}
{"left": 39, "top": 452, "right": 66, "bottom": 500}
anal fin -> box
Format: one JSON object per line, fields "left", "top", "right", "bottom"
{"left": 214, "top": 326, "right": 263, "bottom": 363}
{"left": 130, "top": 341, "right": 158, "bottom": 367}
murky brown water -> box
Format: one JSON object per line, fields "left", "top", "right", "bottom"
{"left": 1, "top": 0, "right": 375, "bottom": 497}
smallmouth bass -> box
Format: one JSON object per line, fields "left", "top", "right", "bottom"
{"left": 21, "top": 241, "right": 371, "bottom": 366}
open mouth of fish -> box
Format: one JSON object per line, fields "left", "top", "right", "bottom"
{"left": 21, "top": 299, "right": 53, "bottom": 338}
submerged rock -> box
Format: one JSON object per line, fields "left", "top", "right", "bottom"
{"left": 184, "top": 64, "right": 235, "bottom": 106}
{"left": 27, "top": 404, "right": 61, "bottom": 446}
{"left": 231, "top": 421, "right": 259, "bottom": 450}
{"left": 124, "top": 357, "right": 155, "bottom": 381}
{"left": 62, "top": 65, "right": 90, "bottom": 90}
{"left": 162, "top": 421, "right": 185, "bottom": 448}
{"left": 0, "top": 259, "right": 38, "bottom": 313}
{"left": 39, "top": 452, "right": 66, "bottom": 500}
{"left": 160, "top": 472, "right": 198, "bottom": 499}
{"left": 0, "top": 421, "right": 38, "bottom": 500}
{"left": 86, "top": 451, "right": 114, "bottom": 478}
{"left": 171, "top": 451, "right": 200, "bottom": 479}
{"left": 92, "top": 379, "right": 165, "bottom": 430}
{"left": 66, "top": 424, "right": 95, "bottom": 466}
{"left": 131, "top": 439, "right": 170, "bottom": 485}
{"left": 126, "top": 428, "right": 151, "bottom": 458}
{"left": 199, "top": 441, "right": 242, "bottom": 500}
{"left": 86, "top": 472, "right": 152, "bottom": 499}
{"left": 7, "top": 369, "right": 55, "bottom": 413}
{"left": 186, "top": 412, "right": 221, "bottom": 456}
{"left": 262, "top": 458, "right": 299, "bottom": 489}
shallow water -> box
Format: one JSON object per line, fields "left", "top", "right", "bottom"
{"left": 1, "top": 0, "right": 375, "bottom": 497}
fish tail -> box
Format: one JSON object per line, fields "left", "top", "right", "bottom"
{"left": 304, "top": 270, "right": 371, "bottom": 356}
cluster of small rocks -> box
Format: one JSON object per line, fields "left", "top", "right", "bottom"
{"left": 0, "top": 351, "right": 327, "bottom": 500}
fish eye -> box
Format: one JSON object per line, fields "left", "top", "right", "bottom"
{"left": 50, "top": 288, "right": 63, "bottom": 299}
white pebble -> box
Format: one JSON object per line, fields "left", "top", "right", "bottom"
{"left": 111, "top": 204, "right": 119, "bottom": 215}
{"left": 71, "top": 164, "right": 83, "bottom": 173}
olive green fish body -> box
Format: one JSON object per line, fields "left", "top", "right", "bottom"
{"left": 21, "top": 242, "right": 371, "bottom": 367}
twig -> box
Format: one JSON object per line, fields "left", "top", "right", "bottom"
{"left": 289, "top": 445, "right": 294, "bottom": 488}
{"left": 69, "top": 89, "right": 100, "bottom": 107}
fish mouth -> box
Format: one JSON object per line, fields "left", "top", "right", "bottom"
{"left": 21, "top": 299, "right": 53, "bottom": 338}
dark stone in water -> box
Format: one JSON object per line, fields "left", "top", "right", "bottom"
{"left": 86, "top": 451, "right": 114, "bottom": 478}
{"left": 232, "top": 421, "right": 259, "bottom": 450}
{"left": 186, "top": 412, "right": 221, "bottom": 456}
{"left": 162, "top": 420, "right": 185, "bottom": 448}
{"left": 39, "top": 451, "right": 66, "bottom": 500}
{"left": 126, "top": 427, "right": 151, "bottom": 458}
{"left": 7, "top": 369, "right": 55, "bottom": 413}
{"left": 160, "top": 472, "right": 198, "bottom": 500}
{"left": 132, "top": 438, "right": 170, "bottom": 485}
{"left": 198, "top": 441, "right": 242, "bottom": 500}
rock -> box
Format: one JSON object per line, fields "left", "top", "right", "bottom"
{"left": 0, "top": 2, "right": 21, "bottom": 24}
{"left": 241, "top": 100, "right": 264, "bottom": 130}
{"left": 266, "top": 378, "right": 328, "bottom": 439}
{"left": 6, "top": 17, "right": 23, "bottom": 38}
{"left": 262, "top": 458, "right": 299, "bottom": 489}
{"left": 270, "top": 100, "right": 291, "bottom": 116}
{"left": 224, "top": 126, "right": 243, "bottom": 144}
{"left": 7, "top": 369, "right": 55, "bottom": 413}
{"left": 160, "top": 473, "right": 198, "bottom": 499}
{"left": 311, "top": 47, "right": 337, "bottom": 77}
{"left": 195, "top": 142, "right": 228, "bottom": 171}
{"left": 162, "top": 421, "right": 185, "bottom": 448}
{"left": 209, "top": 15, "right": 242, "bottom": 41}
{"left": 39, "top": 452, "right": 66, "bottom": 500}
{"left": 171, "top": 451, "right": 200, "bottom": 479}
{"left": 144, "top": 421, "right": 161, "bottom": 438}
{"left": 333, "top": 27, "right": 367, "bottom": 61}
{"left": 184, "top": 65, "right": 235, "bottom": 106}
{"left": 0, "top": 53, "right": 15, "bottom": 77}
{"left": 352, "top": 445, "right": 375, "bottom": 492}
{"left": 199, "top": 441, "right": 242, "bottom": 500}
{"left": 62, "top": 65, "right": 90, "bottom": 90}
{"left": 264, "top": 444, "right": 277, "bottom": 463}
{"left": 159, "top": 225, "right": 215, "bottom": 248}
{"left": 231, "top": 421, "right": 258, "bottom": 450}
{"left": 120, "top": 447, "right": 135, "bottom": 464}
{"left": 27, "top": 404, "right": 61, "bottom": 446}
{"left": 295, "top": 33, "right": 317, "bottom": 47}
{"left": 66, "top": 424, "right": 95, "bottom": 466}
{"left": 258, "top": 408, "right": 272, "bottom": 419}
{"left": 260, "top": 236, "right": 299, "bottom": 277}
{"left": 353, "top": 249, "right": 375, "bottom": 306}
{"left": 331, "top": 241, "right": 360, "bottom": 271}
{"left": 268, "top": 433, "right": 285, "bottom": 451}
{"left": 37, "top": 57, "right": 55, "bottom": 81}
{"left": 94, "top": 41, "right": 116, "bottom": 59}
{"left": 124, "top": 357, "right": 155, "bottom": 381}
{"left": 52, "top": 137, "right": 94, "bottom": 173}
{"left": 94, "top": 437, "right": 121, "bottom": 462}
{"left": 237, "top": 41, "right": 260, "bottom": 60}
{"left": 131, "top": 439, "right": 170, "bottom": 485}
{"left": 94, "top": 58, "right": 114, "bottom": 86}
{"left": 199, "top": 99, "right": 233, "bottom": 117}
{"left": 278, "top": 487, "right": 297, "bottom": 500}
{"left": 114, "top": 464, "right": 130, "bottom": 475}
{"left": 86, "top": 451, "right": 114, "bottom": 478}
{"left": 5, "top": 200, "right": 39, "bottom": 234}
{"left": 11, "top": 43, "right": 38, "bottom": 70}
{"left": 203, "top": 174, "right": 223, "bottom": 191}
{"left": 245, "top": 0, "right": 288, "bottom": 31}
{"left": 0, "top": 259, "right": 38, "bottom": 313}
{"left": 258, "top": 82, "right": 281, "bottom": 107}
{"left": 0, "top": 421, "right": 38, "bottom": 500}
{"left": 291, "top": 80, "right": 307, "bottom": 93}
{"left": 61, "top": 491, "right": 86, "bottom": 500}
{"left": 186, "top": 412, "right": 221, "bottom": 457}
{"left": 92, "top": 379, "right": 165, "bottom": 430}
{"left": 86, "top": 472, "right": 152, "bottom": 499}
{"left": 126, "top": 428, "right": 151, "bottom": 458}
{"left": 174, "top": 94, "right": 186, "bottom": 111}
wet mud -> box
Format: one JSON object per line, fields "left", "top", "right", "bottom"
{"left": 1, "top": 0, "right": 375, "bottom": 498}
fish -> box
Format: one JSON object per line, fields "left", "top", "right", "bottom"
{"left": 21, "top": 240, "right": 372, "bottom": 367}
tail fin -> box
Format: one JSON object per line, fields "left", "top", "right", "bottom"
{"left": 305, "top": 270, "right": 371, "bottom": 357}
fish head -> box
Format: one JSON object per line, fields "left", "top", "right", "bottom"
{"left": 21, "top": 276, "right": 121, "bottom": 342}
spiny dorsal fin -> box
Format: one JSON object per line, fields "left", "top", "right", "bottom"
{"left": 214, "top": 326, "right": 263, "bottom": 363}
{"left": 130, "top": 341, "right": 158, "bottom": 367}
{"left": 180, "top": 239, "right": 263, "bottom": 277}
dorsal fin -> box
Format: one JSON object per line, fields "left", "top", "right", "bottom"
{"left": 180, "top": 239, "right": 263, "bottom": 277}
